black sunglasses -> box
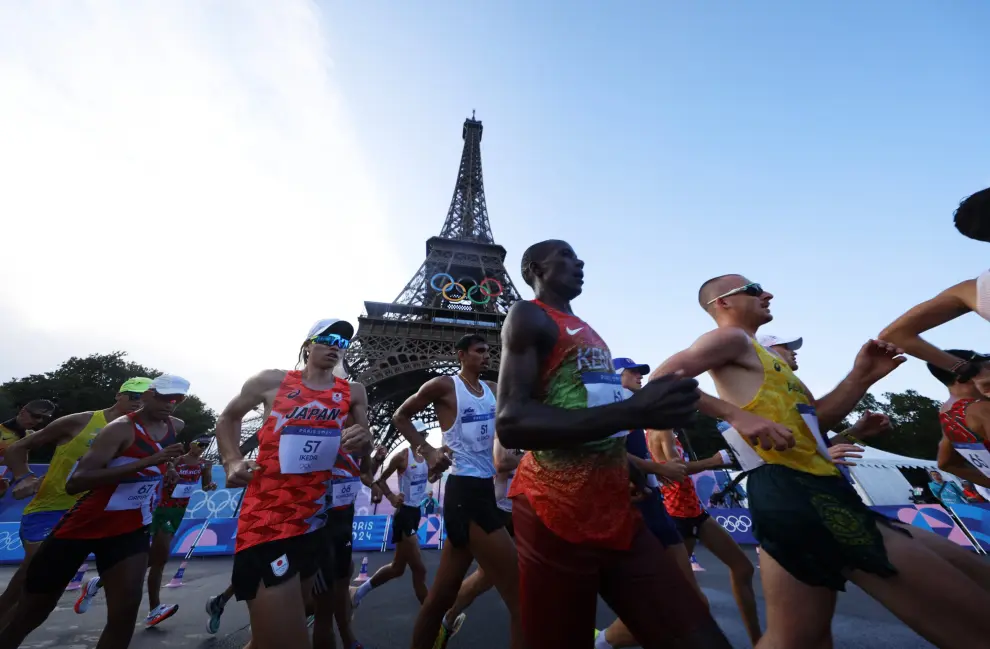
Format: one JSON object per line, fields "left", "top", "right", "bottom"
{"left": 119, "top": 392, "right": 144, "bottom": 401}
{"left": 706, "top": 282, "right": 764, "bottom": 305}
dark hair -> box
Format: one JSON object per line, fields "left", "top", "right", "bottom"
{"left": 520, "top": 240, "right": 563, "bottom": 288}
{"left": 953, "top": 187, "right": 990, "bottom": 242}
{"left": 698, "top": 275, "right": 735, "bottom": 312}
{"left": 23, "top": 399, "right": 55, "bottom": 415}
{"left": 927, "top": 349, "right": 988, "bottom": 386}
{"left": 455, "top": 334, "right": 487, "bottom": 352}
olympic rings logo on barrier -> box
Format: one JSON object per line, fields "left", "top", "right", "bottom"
{"left": 185, "top": 488, "right": 240, "bottom": 518}
{"left": 715, "top": 515, "right": 752, "bottom": 533}
{"left": 0, "top": 531, "right": 22, "bottom": 552}
{"left": 430, "top": 273, "right": 503, "bottom": 305}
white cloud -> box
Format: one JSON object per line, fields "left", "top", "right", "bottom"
{"left": 0, "top": 1, "right": 402, "bottom": 410}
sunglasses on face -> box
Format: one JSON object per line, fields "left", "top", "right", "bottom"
{"left": 706, "top": 282, "right": 764, "bottom": 305}
{"left": 119, "top": 392, "right": 143, "bottom": 401}
{"left": 310, "top": 334, "right": 351, "bottom": 349}
{"left": 153, "top": 393, "right": 185, "bottom": 405}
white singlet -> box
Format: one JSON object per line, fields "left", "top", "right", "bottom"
{"left": 442, "top": 375, "right": 497, "bottom": 479}
{"left": 976, "top": 270, "right": 990, "bottom": 322}
{"left": 399, "top": 447, "right": 430, "bottom": 506}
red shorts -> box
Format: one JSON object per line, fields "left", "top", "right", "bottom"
{"left": 512, "top": 495, "right": 722, "bottom": 649}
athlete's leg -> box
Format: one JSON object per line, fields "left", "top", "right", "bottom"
{"left": 846, "top": 524, "right": 990, "bottom": 649}
{"left": 599, "top": 525, "right": 730, "bottom": 649}
{"left": 146, "top": 528, "right": 173, "bottom": 610}
{"left": 246, "top": 575, "right": 313, "bottom": 649}
{"left": 409, "top": 541, "right": 475, "bottom": 649}
{"left": 444, "top": 567, "right": 493, "bottom": 627}
{"left": 669, "top": 542, "right": 708, "bottom": 606}
{"left": 405, "top": 537, "right": 429, "bottom": 603}
{"left": 697, "top": 517, "right": 761, "bottom": 644}
{"left": 467, "top": 524, "right": 524, "bottom": 649}
{"left": 0, "top": 541, "right": 43, "bottom": 627}
{"left": 95, "top": 551, "right": 149, "bottom": 649}
{"left": 890, "top": 521, "right": 990, "bottom": 592}
{"left": 755, "top": 550, "right": 836, "bottom": 649}
{"left": 311, "top": 584, "right": 335, "bottom": 649}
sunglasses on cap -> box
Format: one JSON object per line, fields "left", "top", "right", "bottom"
{"left": 310, "top": 333, "right": 351, "bottom": 349}
{"left": 706, "top": 282, "right": 764, "bottom": 305}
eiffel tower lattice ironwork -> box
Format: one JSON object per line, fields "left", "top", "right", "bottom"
{"left": 345, "top": 114, "right": 522, "bottom": 452}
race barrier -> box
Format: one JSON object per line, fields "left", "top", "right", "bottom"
{"left": 946, "top": 502, "right": 990, "bottom": 553}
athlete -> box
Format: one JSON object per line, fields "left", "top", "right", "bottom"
{"left": 438, "top": 435, "right": 523, "bottom": 645}
{"left": 145, "top": 437, "right": 216, "bottom": 627}
{"left": 952, "top": 186, "right": 990, "bottom": 241}
{"left": 649, "top": 428, "right": 760, "bottom": 645}
{"left": 595, "top": 358, "right": 717, "bottom": 649}
{"left": 351, "top": 443, "right": 441, "bottom": 610}
{"left": 755, "top": 334, "right": 801, "bottom": 371}
{"left": 0, "top": 399, "right": 55, "bottom": 494}
{"left": 310, "top": 449, "right": 375, "bottom": 649}
{"left": 497, "top": 239, "right": 730, "bottom": 649}
{"left": 0, "top": 374, "right": 188, "bottom": 649}
{"left": 216, "top": 318, "right": 372, "bottom": 649}
{"left": 0, "top": 378, "right": 151, "bottom": 625}
{"left": 390, "top": 334, "right": 523, "bottom": 649}
{"left": 655, "top": 274, "right": 990, "bottom": 648}
{"left": 930, "top": 350, "right": 990, "bottom": 489}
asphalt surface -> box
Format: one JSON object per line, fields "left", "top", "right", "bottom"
{"left": 3, "top": 546, "right": 935, "bottom": 648}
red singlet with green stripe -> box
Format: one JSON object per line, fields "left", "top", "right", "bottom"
{"left": 507, "top": 300, "right": 639, "bottom": 549}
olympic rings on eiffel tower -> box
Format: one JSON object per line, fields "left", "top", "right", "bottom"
{"left": 430, "top": 273, "right": 503, "bottom": 305}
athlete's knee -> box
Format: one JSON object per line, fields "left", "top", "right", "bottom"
{"left": 731, "top": 558, "right": 755, "bottom": 582}
{"left": 410, "top": 562, "right": 427, "bottom": 582}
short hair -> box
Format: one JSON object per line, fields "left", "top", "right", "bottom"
{"left": 23, "top": 399, "right": 55, "bottom": 415}
{"left": 698, "top": 274, "right": 737, "bottom": 313}
{"left": 927, "top": 349, "right": 988, "bottom": 386}
{"left": 455, "top": 334, "right": 487, "bottom": 352}
{"left": 954, "top": 187, "right": 990, "bottom": 242}
{"left": 520, "top": 240, "right": 564, "bottom": 288}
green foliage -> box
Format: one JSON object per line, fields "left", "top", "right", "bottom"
{"left": 1, "top": 352, "right": 217, "bottom": 461}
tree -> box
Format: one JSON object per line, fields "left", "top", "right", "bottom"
{"left": 845, "top": 389, "right": 942, "bottom": 460}
{"left": 1, "top": 352, "right": 217, "bottom": 461}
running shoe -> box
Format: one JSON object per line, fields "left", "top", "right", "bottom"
{"left": 73, "top": 576, "right": 102, "bottom": 614}
{"left": 432, "top": 612, "right": 466, "bottom": 649}
{"left": 145, "top": 603, "right": 179, "bottom": 627}
{"left": 348, "top": 585, "right": 360, "bottom": 621}
{"left": 306, "top": 614, "right": 315, "bottom": 628}
{"left": 205, "top": 595, "right": 226, "bottom": 635}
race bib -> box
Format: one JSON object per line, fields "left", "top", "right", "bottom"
{"left": 106, "top": 477, "right": 159, "bottom": 511}
{"left": 409, "top": 476, "right": 427, "bottom": 503}
{"left": 461, "top": 411, "right": 496, "bottom": 453}
{"left": 797, "top": 404, "right": 832, "bottom": 459}
{"left": 171, "top": 482, "right": 197, "bottom": 499}
{"left": 332, "top": 476, "right": 361, "bottom": 506}
{"left": 954, "top": 441, "right": 990, "bottom": 478}
{"left": 720, "top": 425, "right": 766, "bottom": 472}
{"left": 278, "top": 426, "right": 340, "bottom": 475}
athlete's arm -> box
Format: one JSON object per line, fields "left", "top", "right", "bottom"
{"left": 493, "top": 437, "right": 520, "bottom": 474}
{"left": 496, "top": 301, "right": 698, "bottom": 449}
{"left": 934, "top": 436, "right": 988, "bottom": 487}
{"left": 375, "top": 452, "right": 405, "bottom": 502}
{"left": 653, "top": 329, "right": 794, "bottom": 451}
{"left": 342, "top": 382, "right": 373, "bottom": 457}
{"left": 65, "top": 419, "right": 183, "bottom": 494}
{"left": 359, "top": 453, "right": 376, "bottom": 488}
{"left": 4, "top": 411, "right": 90, "bottom": 481}
{"left": 200, "top": 459, "right": 217, "bottom": 491}
{"left": 813, "top": 340, "right": 906, "bottom": 432}
{"left": 215, "top": 370, "right": 281, "bottom": 486}
{"left": 392, "top": 377, "right": 452, "bottom": 471}
{"left": 880, "top": 280, "right": 977, "bottom": 371}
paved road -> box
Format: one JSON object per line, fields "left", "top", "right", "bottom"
{"left": 3, "top": 547, "right": 934, "bottom": 648}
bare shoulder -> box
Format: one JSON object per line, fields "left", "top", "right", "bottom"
{"left": 425, "top": 375, "right": 455, "bottom": 395}
{"left": 504, "top": 301, "right": 555, "bottom": 337}
{"left": 484, "top": 379, "right": 498, "bottom": 392}
{"left": 251, "top": 369, "right": 288, "bottom": 391}
{"left": 348, "top": 381, "right": 368, "bottom": 401}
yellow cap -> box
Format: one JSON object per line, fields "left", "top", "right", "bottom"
{"left": 119, "top": 377, "right": 153, "bottom": 393}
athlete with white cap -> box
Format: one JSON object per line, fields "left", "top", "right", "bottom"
{"left": 215, "top": 319, "right": 372, "bottom": 649}
{"left": 0, "top": 374, "right": 189, "bottom": 649}
{"left": 0, "top": 377, "right": 153, "bottom": 625}
{"left": 755, "top": 334, "right": 802, "bottom": 371}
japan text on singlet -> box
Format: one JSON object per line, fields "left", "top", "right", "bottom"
{"left": 740, "top": 340, "right": 839, "bottom": 477}
{"left": 54, "top": 412, "right": 175, "bottom": 540}
{"left": 507, "top": 300, "right": 639, "bottom": 549}
{"left": 236, "top": 371, "right": 350, "bottom": 552}
{"left": 658, "top": 436, "right": 704, "bottom": 518}
{"left": 330, "top": 452, "right": 362, "bottom": 511}
{"left": 25, "top": 411, "right": 107, "bottom": 515}
{"left": 160, "top": 459, "right": 205, "bottom": 508}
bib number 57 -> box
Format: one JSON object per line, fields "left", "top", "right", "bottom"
{"left": 303, "top": 440, "right": 322, "bottom": 454}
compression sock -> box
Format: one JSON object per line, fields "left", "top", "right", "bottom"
{"left": 594, "top": 630, "right": 614, "bottom": 649}
{"left": 354, "top": 580, "right": 374, "bottom": 604}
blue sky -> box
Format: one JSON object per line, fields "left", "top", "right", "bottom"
{"left": 0, "top": 2, "right": 986, "bottom": 413}
{"left": 321, "top": 1, "right": 990, "bottom": 405}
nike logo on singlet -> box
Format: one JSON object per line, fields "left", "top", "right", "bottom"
{"left": 566, "top": 327, "right": 584, "bottom": 335}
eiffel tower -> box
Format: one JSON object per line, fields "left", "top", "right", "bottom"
{"left": 344, "top": 114, "right": 522, "bottom": 451}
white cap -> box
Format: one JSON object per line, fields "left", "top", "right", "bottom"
{"left": 306, "top": 318, "right": 355, "bottom": 340}
{"left": 757, "top": 334, "right": 802, "bottom": 351}
{"left": 151, "top": 374, "right": 191, "bottom": 396}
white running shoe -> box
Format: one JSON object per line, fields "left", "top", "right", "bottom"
{"left": 73, "top": 576, "right": 102, "bottom": 614}
{"left": 145, "top": 603, "right": 179, "bottom": 627}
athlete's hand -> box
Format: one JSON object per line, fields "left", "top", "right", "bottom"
{"left": 851, "top": 340, "right": 907, "bottom": 385}
{"left": 371, "top": 483, "right": 383, "bottom": 504}
{"left": 848, "top": 411, "right": 891, "bottom": 440}
{"left": 633, "top": 373, "right": 700, "bottom": 430}
{"left": 420, "top": 445, "right": 452, "bottom": 474}
{"left": 388, "top": 492, "right": 405, "bottom": 508}
{"left": 729, "top": 410, "right": 795, "bottom": 451}
{"left": 341, "top": 424, "right": 372, "bottom": 455}
{"left": 224, "top": 458, "right": 259, "bottom": 488}
{"left": 656, "top": 458, "right": 688, "bottom": 484}
{"left": 829, "top": 443, "right": 864, "bottom": 467}
{"left": 203, "top": 482, "right": 218, "bottom": 492}
{"left": 11, "top": 474, "right": 40, "bottom": 500}
{"left": 148, "top": 443, "right": 186, "bottom": 467}
{"left": 373, "top": 446, "right": 388, "bottom": 463}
